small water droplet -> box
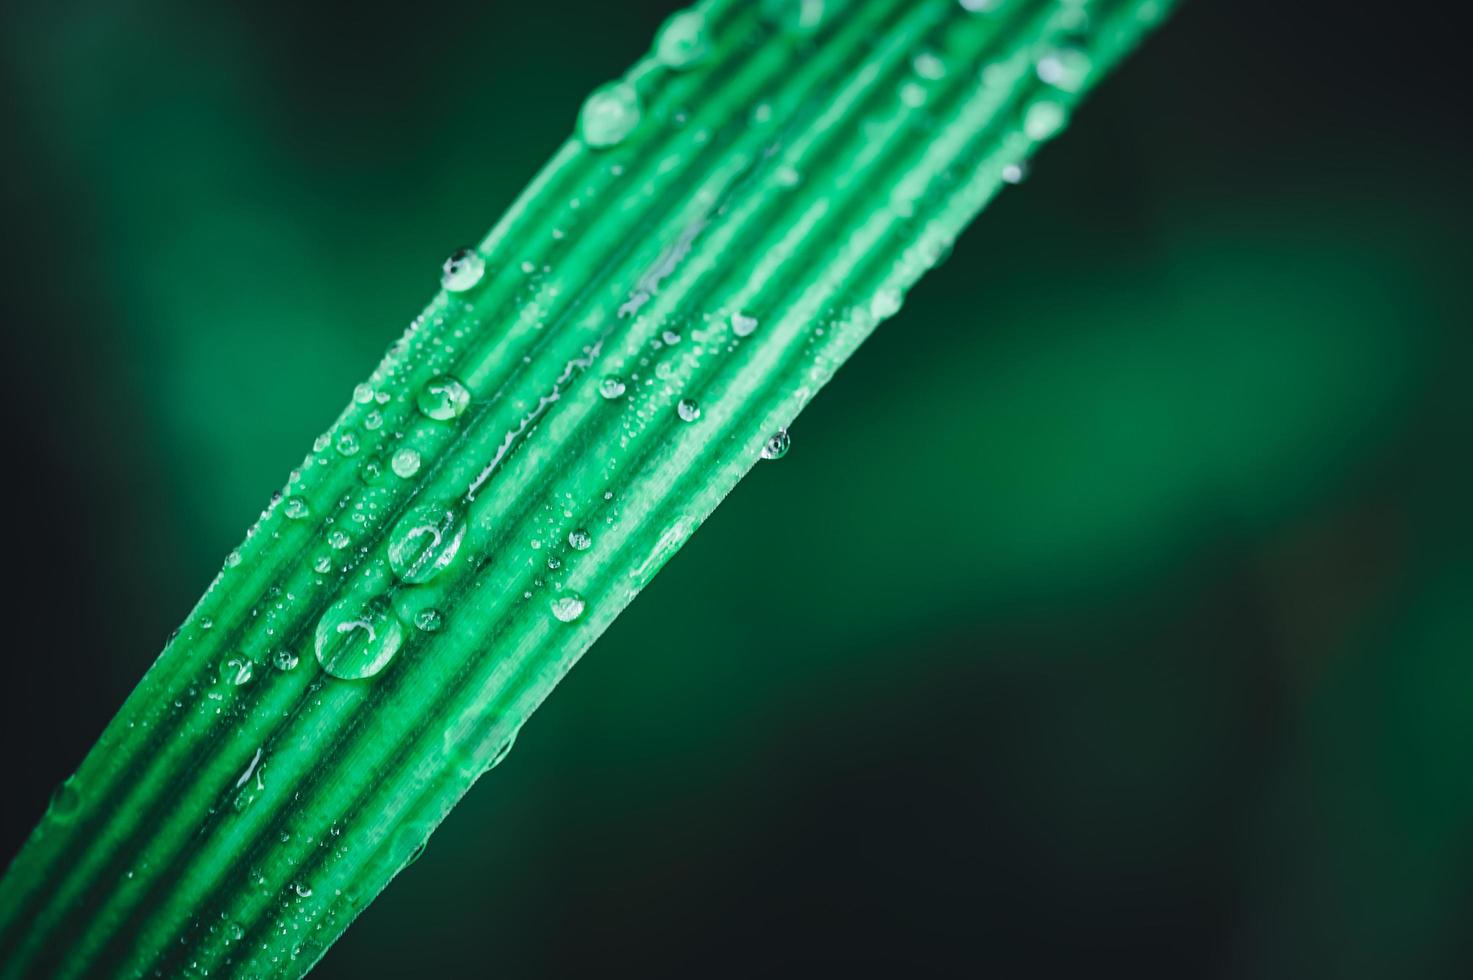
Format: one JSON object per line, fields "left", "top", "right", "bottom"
{"left": 328, "top": 529, "right": 351, "bottom": 551}
{"left": 579, "top": 81, "right": 641, "bottom": 149}
{"left": 48, "top": 778, "right": 82, "bottom": 822}
{"left": 272, "top": 649, "right": 300, "bottom": 672}
{"left": 549, "top": 593, "right": 586, "bottom": 623}
{"left": 315, "top": 597, "right": 405, "bottom": 680}
{"left": 676, "top": 399, "right": 701, "bottom": 422}
{"left": 913, "top": 51, "right": 946, "bottom": 80}
{"left": 200, "top": 617, "right": 215, "bottom": 631}
{"left": 226, "top": 921, "right": 245, "bottom": 942}
{"left": 391, "top": 447, "right": 422, "bottom": 478}
{"left": 441, "top": 248, "right": 485, "bottom": 292}
{"left": 661, "top": 329, "right": 682, "bottom": 346}
{"left": 870, "top": 287, "right": 903, "bottom": 319}
{"left": 221, "top": 656, "right": 254, "bottom": 687}
{"left": 335, "top": 432, "right": 360, "bottom": 457}
{"left": 1036, "top": 47, "right": 1092, "bottom": 93}
{"left": 761, "top": 429, "right": 791, "bottom": 460}
{"left": 1024, "top": 98, "right": 1068, "bottom": 141}
{"left": 388, "top": 504, "right": 466, "bottom": 584}
{"left": 762, "top": 0, "right": 829, "bottom": 33}
{"left": 599, "top": 376, "right": 627, "bottom": 399}
{"left": 567, "top": 528, "right": 592, "bottom": 551}
{"left": 293, "top": 881, "right": 313, "bottom": 899}
{"left": 1001, "top": 161, "right": 1028, "bottom": 184}
{"left": 353, "top": 384, "right": 375, "bottom": 405}
{"left": 417, "top": 376, "right": 471, "bottom": 421}
{"left": 314, "top": 554, "right": 334, "bottom": 574}
{"left": 283, "top": 496, "right": 310, "bottom": 521}
{"left": 413, "top": 608, "right": 444, "bottom": 633}
{"left": 731, "top": 312, "right": 759, "bottom": 337}
{"left": 655, "top": 9, "right": 709, "bottom": 69}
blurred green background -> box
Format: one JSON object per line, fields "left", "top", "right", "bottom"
{"left": 2, "top": 0, "right": 1470, "bottom": 976}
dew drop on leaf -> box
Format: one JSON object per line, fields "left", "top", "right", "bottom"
{"left": 761, "top": 429, "right": 791, "bottom": 460}
{"left": 391, "top": 448, "right": 422, "bottom": 478}
{"left": 315, "top": 597, "right": 404, "bottom": 680}
{"left": 388, "top": 504, "right": 466, "bottom": 584}
{"left": 440, "top": 248, "right": 485, "bottom": 292}
{"left": 549, "top": 594, "right": 586, "bottom": 623}
{"left": 417, "top": 376, "right": 471, "bottom": 421}
{"left": 579, "top": 81, "right": 641, "bottom": 148}
{"left": 677, "top": 398, "right": 701, "bottom": 422}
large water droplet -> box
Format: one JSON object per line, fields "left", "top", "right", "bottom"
{"left": 579, "top": 81, "right": 641, "bottom": 149}
{"left": 550, "top": 593, "right": 586, "bottom": 623}
{"left": 761, "top": 429, "right": 791, "bottom": 460}
{"left": 655, "top": 10, "right": 709, "bottom": 69}
{"left": 391, "top": 447, "right": 422, "bottom": 479}
{"left": 417, "top": 376, "right": 471, "bottom": 421}
{"left": 315, "top": 597, "right": 404, "bottom": 680}
{"left": 441, "top": 248, "right": 485, "bottom": 292}
{"left": 677, "top": 398, "right": 701, "bottom": 422}
{"left": 388, "top": 504, "right": 466, "bottom": 584}
{"left": 567, "top": 528, "right": 592, "bottom": 551}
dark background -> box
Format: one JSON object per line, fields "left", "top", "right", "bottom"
{"left": 2, "top": 0, "right": 1470, "bottom": 976}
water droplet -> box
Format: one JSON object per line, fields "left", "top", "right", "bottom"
{"left": 200, "top": 617, "right": 215, "bottom": 631}
{"left": 1036, "top": 47, "right": 1092, "bottom": 93}
{"left": 761, "top": 429, "right": 791, "bottom": 460}
{"left": 441, "top": 248, "right": 485, "bottom": 292}
{"left": 272, "top": 649, "right": 300, "bottom": 672}
{"left": 283, "top": 496, "right": 310, "bottom": 520}
{"left": 314, "top": 554, "right": 334, "bottom": 574}
{"left": 549, "top": 593, "right": 586, "bottom": 623}
{"left": 293, "top": 881, "right": 313, "bottom": 899}
{"left": 486, "top": 731, "right": 517, "bottom": 772}
{"left": 870, "top": 287, "right": 903, "bottom": 319}
{"left": 731, "top": 312, "right": 759, "bottom": 337}
{"left": 599, "top": 376, "right": 627, "bottom": 399}
{"left": 655, "top": 9, "right": 709, "bottom": 69}
{"left": 221, "top": 656, "right": 254, "bottom": 686}
{"left": 1024, "top": 99, "right": 1068, "bottom": 141}
{"left": 48, "top": 778, "right": 81, "bottom": 822}
{"left": 328, "top": 529, "right": 351, "bottom": 551}
{"left": 417, "top": 376, "right": 471, "bottom": 421}
{"left": 579, "top": 81, "right": 641, "bottom": 149}
{"left": 413, "top": 608, "right": 444, "bottom": 633}
{"left": 315, "top": 596, "right": 405, "bottom": 680}
{"left": 335, "top": 432, "right": 360, "bottom": 457}
{"left": 913, "top": 51, "right": 946, "bottom": 80}
{"left": 762, "top": 0, "right": 829, "bottom": 33}
{"left": 567, "top": 528, "right": 592, "bottom": 551}
{"left": 1001, "top": 161, "right": 1028, "bottom": 184}
{"left": 388, "top": 504, "right": 466, "bottom": 584}
{"left": 661, "top": 329, "right": 682, "bottom": 346}
{"left": 226, "top": 921, "right": 245, "bottom": 942}
{"left": 677, "top": 398, "right": 701, "bottom": 422}
{"left": 391, "top": 447, "right": 422, "bottom": 478}
{"left": 353, "top": 384, "right": 375, "bottom": 405}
